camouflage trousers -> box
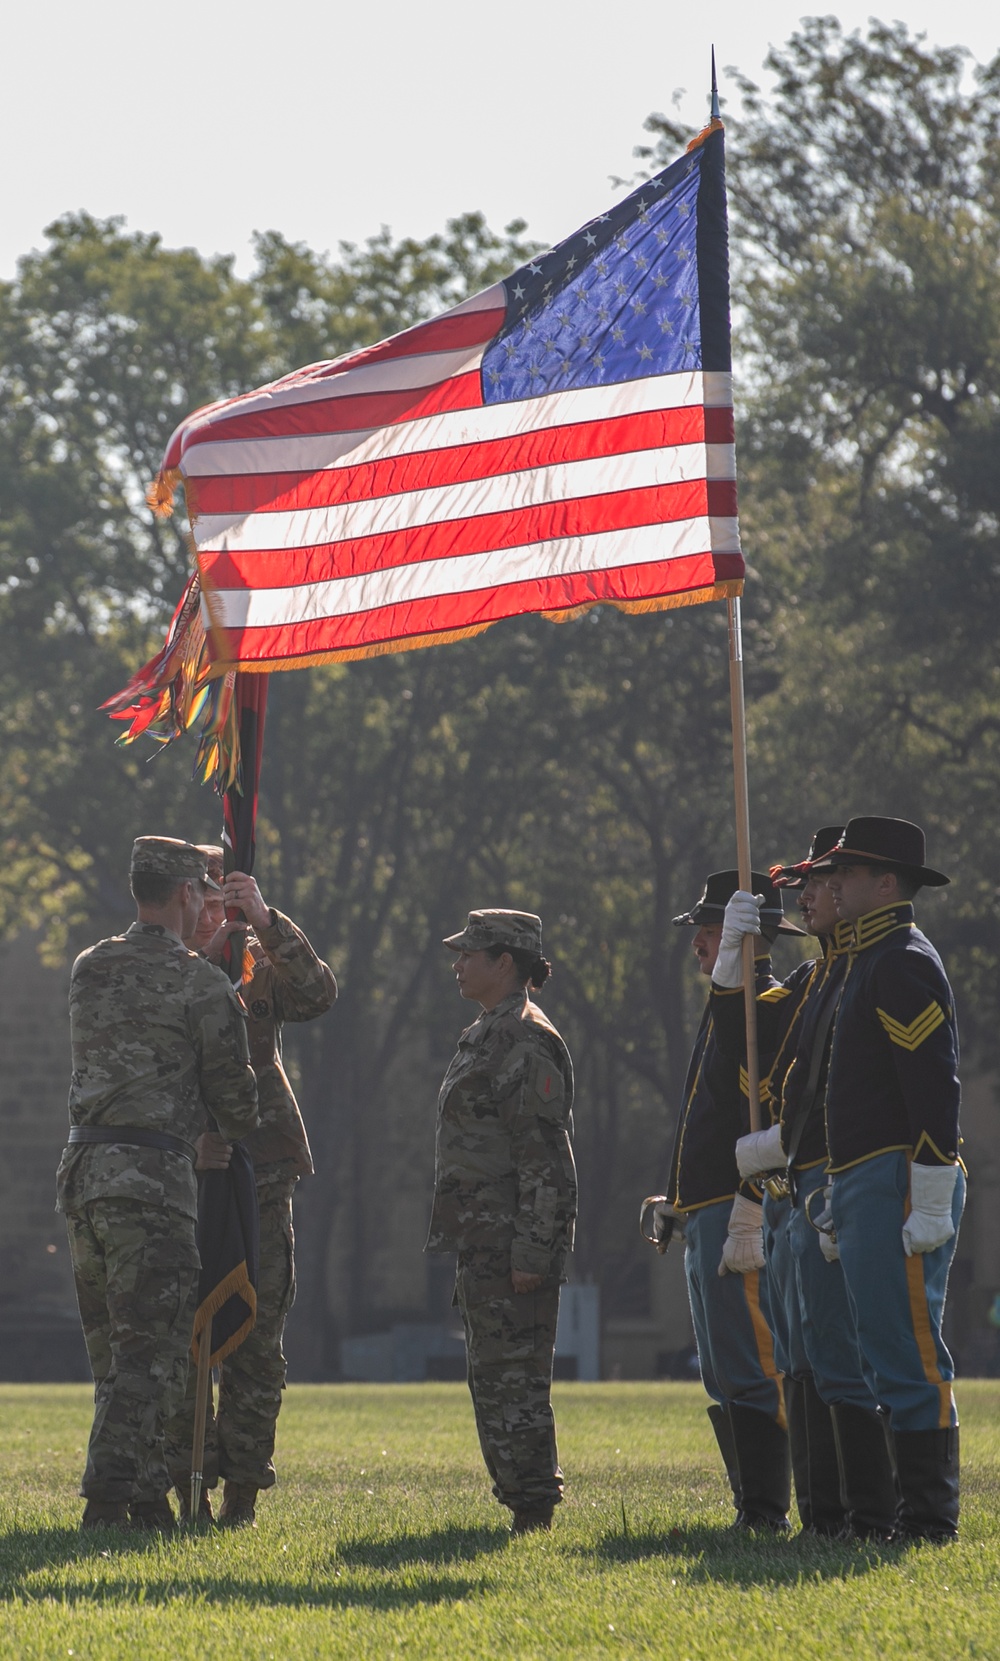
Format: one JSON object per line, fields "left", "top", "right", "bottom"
{"left": 455, "top": 1249, "right": 563, "bottom": 1514}
{"left": 164, "top": 1179, "right": 296, "bottom": 1491}
{"left": 64, "top": 1198, "right": 200, "bottom": 1503}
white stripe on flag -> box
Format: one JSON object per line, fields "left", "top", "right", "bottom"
{"left": 206, "top": 516, "right": 742, "bottom": 628}
{"left": 183, "top": 370, "right": 732, "bottom": 479}
{"left": 195, "top": 444, "right": 734, "bottom": 552}
{"left": 179, "top": 341, "right": 494, "bottom": 448}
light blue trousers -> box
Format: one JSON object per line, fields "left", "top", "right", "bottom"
{"left": 831, "top": 1151, "right": 965, "bottom": 1432}
{"left": 684, "top": 1199, "right": 784, "bottom": 1421}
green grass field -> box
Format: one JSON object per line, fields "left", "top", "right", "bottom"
{"left": 2, "top": 1381, "right": 999, "bottom": 1660}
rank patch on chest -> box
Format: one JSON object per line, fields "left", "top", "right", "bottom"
{"left": 250, "top": 999, "right": 271, "bottom": 1020}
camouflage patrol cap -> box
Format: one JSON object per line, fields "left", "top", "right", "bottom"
{"left": 130, "top": 836, "right": 222, "bottom": 891}
{"left": 442, "top": 909, "right": 543, "bottom": 956}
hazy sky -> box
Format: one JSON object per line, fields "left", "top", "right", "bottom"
{"left": 4, "top": 0, "right": 997, "bottom": 280}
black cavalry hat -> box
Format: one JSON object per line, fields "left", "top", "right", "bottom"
{"left": 809, "top": 817, "right": 949, "bottom": 887}
{"left": 771, "top": 826, "right": 845, "bottom": 890}
{"left": 672, "top": 869, "right": 807, "bottom": 935}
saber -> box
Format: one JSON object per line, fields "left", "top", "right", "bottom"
{"left": 639, "top": 1194, "right": 674, "bottom": 1255}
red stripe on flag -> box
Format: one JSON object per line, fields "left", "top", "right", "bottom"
{"left": 312, "top": 306, "right": 505, "bottom": 370}
{"left": 190, "top": 406, "right": 714, "bottom": 517}
{"left": 704, "top": 406, "right": 735, "bottom": 443}
{"left": 199, "top": 479, "right": 739, "bottom": 590}
{"left": 213, "top": 552, "right": 744, "bottom": 662}
{"left": 181, "top": 371, "right": 487, "bottom": 451}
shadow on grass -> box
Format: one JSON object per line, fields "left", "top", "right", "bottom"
{"left": 0, "top": 1523, "right": 500, "bottom": 1610}
{"left": 0, "top": 1523, "right": 167, "bottom": 1591}
{"left": 335, "top": 1524, "right": 509, "bottom": 1569}
{"left": 585, "top": 1524, "right": 910, "bottom": 1584}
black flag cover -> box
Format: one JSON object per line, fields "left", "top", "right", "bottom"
{"left": 192, "top": 1140, "right": 260, "bottom": 1367}
{"left": 191, "top": 671, "right": 268, "bottom": 1366}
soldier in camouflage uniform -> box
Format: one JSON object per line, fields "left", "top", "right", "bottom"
{"left": 57, "top": 838, "right": 259, "bottom": 1532}
{"left": 164, "top": 850, "right": 336, "bottom": 1526}
{"left": 427, "top": 909, "right": 577, "bottom": 1536}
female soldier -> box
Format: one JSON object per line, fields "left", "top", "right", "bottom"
{"left": 426, "top": 910, "right": 577, "bottom": 1535}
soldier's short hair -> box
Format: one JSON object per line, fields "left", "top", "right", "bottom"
{"left": 130, "top": 871, "right": 186, "bottom": 906}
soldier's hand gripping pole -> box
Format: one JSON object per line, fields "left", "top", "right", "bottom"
{"left": 190, "top": 1323, "right": 212, "bottom": 1526}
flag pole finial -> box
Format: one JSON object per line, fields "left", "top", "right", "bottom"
{"left": 711, "top": 47, "right": 720, "bottom": 120}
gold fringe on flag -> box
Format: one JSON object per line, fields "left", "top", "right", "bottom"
{"left": 189, "top": 1261, "right": 258, "bottom": 1370}
{"left": 145, "top": 467, "right": 183, "bottom": 518}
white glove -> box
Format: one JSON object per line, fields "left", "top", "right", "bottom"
{"left": 736, "top": 1123, "right": 784, "bottom": 1181}
{"left": 712, "top": 891, "right": 764, "bottom": 989}
{"left": 718, "top": 1194, "right": 765, "bottom": 1276}
{"left": 812, "top": 1184, "right": 840, "bottom": 1262}
{"left": 903, "top": 1163, "right": 959, "bottom": 1256}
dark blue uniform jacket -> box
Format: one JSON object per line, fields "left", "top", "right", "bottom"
{"left": 668, "top": 959, "right": 781, "bottom": 1212}
{"left": 825, "top": 903, "right": 960, "bottom": 1171}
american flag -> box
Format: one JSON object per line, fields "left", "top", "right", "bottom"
{"left": 150, "top": 121, "right": 741, "bottom": 672}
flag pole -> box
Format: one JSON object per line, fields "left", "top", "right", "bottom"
{"left": 189, "top": 1324, "right": 212, "bottom": 1525}
{"left": 726, "top": 594, "right": 762, "bottom": 1132}
{"left": 711, "top": 49, "right": 762, "bottom": 1132}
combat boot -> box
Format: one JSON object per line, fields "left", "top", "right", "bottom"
{"left": 893, "top": 1426, "right": 959, "bottom": 1543}
{"left": 728, "top": 1403, "right": 791, "bottom": 1533}
{"left": 510, "top": 1505, "right": 554, "bottom": 1537}
{"left": 129, "top": 1496, "right": 177, "bottom": 1533}
{"left": 174, "top": 1481, "right": 215, "bottom": 1524}
{"left": 219, "top": 1481, "right": 259, "bottom": 1528}
{"left": 800, "top": 1375, "right": 848, "bottom": 1537}
{"left": 706, "top": 1403, "right": 741, "bottom": 1515}
{"left": 830, "top": 1402, "right": 898, "bottom": 1541}
{"left": 80, "top": 1499, "right": 130, "bottom": 1531}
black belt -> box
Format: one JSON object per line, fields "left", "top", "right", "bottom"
{"left": 67, "top": 1125, "right": 194, "bottom": 1159}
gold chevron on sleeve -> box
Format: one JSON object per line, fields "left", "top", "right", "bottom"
{"left": 739, "top": 1065, "right": 772, "bottom": 1103}
{"left": 759, "top": 985, "right": 792, "bottom": 1004}
{"left": 876, "top": 1001, "right": 945, "bottom": 1051}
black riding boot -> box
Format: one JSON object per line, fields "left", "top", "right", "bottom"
{"left": 799, "top": 1375, "right": 848, "bottom": 1536}
{"left": 830, "top": 1401, "right": 898, "bottom": 1541}
{"left": 728, "top": 1403, "right": 791, "bottom": 1533}
{"left": 707, "top": 1402, "right": 741, "bottom": 1515}
{"left": 784, "top": 1376, "right": 813, "bottom": 1530}
{"left": 893, "top": 1426, "right": 959, "bottom": 1542}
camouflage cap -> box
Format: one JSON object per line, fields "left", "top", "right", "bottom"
{"left": 442, "top": 909, "right": 543, "bottom": 956}
{"left": 130, "top": 836, "right": 222, "bottom": 891}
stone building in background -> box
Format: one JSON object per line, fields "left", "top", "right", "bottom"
{"left": 2, "top": 927, "right": 998, "bottom": 1381}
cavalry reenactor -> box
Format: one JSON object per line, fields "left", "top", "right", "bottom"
{"left": 810, "top": 817, "right": 964, "bottom": 1542}
{"left": 657, "top": 870, "right": 802, "bottom": 1532}
{"left": 727, "top": 828, "right": 898, "bottom": 1540}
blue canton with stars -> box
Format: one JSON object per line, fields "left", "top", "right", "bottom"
{"left": 482, "top": 147, "right": 707, "bottom": 403}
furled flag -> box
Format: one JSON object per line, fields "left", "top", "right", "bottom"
{"left": 191, "top": 1142, "right": 259, "bottom": 1369}
{"left": 105, "top": 118, "right": 740, "bottom": 762}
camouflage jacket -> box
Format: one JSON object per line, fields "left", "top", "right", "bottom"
{"left": 240, "top": 909, "right": 337, "bottom": 1182}
{"left": 57, "top": 922, "right": 258, "bottom": 1220}
{"left": 425, "top": 989, "right": 577, "bottom": 1277}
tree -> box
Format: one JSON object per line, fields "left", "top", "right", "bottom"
{"left": 635, "top": 18, "right": 1000, "bottom": 1061}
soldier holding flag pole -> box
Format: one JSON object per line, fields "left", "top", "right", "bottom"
{"left": 653, "top": 869, "right": 802, "bottom": 1531}
{"left": 165, "top": 848, "right": 336, "bottom": 1527}
{"left": 58, "top": 838, "right": 258, "bottom": 1531}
